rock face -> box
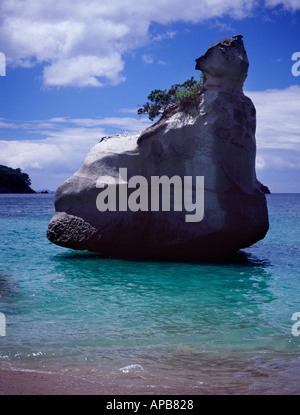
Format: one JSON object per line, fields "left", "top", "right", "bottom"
{"left": 47, "top": 35, "right": 269, "bottom": 260}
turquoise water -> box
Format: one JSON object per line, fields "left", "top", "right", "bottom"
{"left": 0, "top": 193, "right": 299, "bottom": 393}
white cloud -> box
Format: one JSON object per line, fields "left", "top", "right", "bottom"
{"left": 0, "top": 0, "right": 261, "bottom": 88}
{"left": 43, "top": 53, "right": 125, "bottom": 87}
{"left": 264, "top": 0, "right": 300, "bottom": 11}
{"left": 0, "top": 115, "right": 151, "bottom": 189}
{"left": 142, "top": 54, "right": 154, "bottom": 65}
{"left": 118, "top": 108, "right": 140, "bottom": 114}
{"left": 152, "top": 31, "right": 177, "bottom": 42}
{"left": 246, "top": 85, "right": 300, "bottom": 171}
{"left": 0, "top": 85, "right": 299, "bottom": 190}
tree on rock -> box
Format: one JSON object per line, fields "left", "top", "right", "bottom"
{"left": 137, "top": 75, "right": 204, "bottom": 121}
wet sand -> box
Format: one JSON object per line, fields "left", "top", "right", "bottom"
{"left": 0, "top": 366, "right": 108, "bottom": 395}
{"left": 0, "top": 365, "right": 198, "bottom": 395}
{"left": 1, "top": 360, "right": 300, "bottom": 395}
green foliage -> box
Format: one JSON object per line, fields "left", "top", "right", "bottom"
{"left": 0, "top": 165, "right": 35, "bottom": 193}
{"left": 137, "top": 74, "right": 204, "bottom": 121}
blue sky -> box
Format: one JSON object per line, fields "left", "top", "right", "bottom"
{"left": 0, "top": 0, "right": 299, "bottom": 192}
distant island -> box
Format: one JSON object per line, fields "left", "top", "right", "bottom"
{"left": 0, "top": 165, "right": 36, "bottom": 193}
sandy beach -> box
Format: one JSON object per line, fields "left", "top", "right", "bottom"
{"left": 1, "top": 359, "right": 300, "bottom": 395}
{"left": 0, "top": 365, "right": 109, "bottom": 395}
{"left": 0, "top": 365, "right": 200, "bottom": 395}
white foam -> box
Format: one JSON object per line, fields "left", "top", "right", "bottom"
{"left": 119, "top": 364, "right": 145, "bottom": 373}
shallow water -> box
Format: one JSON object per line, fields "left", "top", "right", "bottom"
{"left": 0, "top": 193, "right": 299, "bottom": 394}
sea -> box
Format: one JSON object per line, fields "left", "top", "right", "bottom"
{"left": 0, "top": 193, "right": 299, "bottom": 394}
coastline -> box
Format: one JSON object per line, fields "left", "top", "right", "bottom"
{"left": 0, "top": 365, "right": 105, "bottom": 395}
{"left": 1, "top": 358, "right": 300, "bottom": 395}
{"left": 0, "top": 364, "right": 214, "bottom": 395}
{"left": 0, "top": 364, "right": 157, "bottom": 395}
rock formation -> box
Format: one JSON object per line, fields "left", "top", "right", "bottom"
{"left": 47, "top": 35, "right": 269, "bottom": 260}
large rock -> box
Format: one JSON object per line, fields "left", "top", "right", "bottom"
{"left": 47, "top": 35, "right": 269, "bottom": 260}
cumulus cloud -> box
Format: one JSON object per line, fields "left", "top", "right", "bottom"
{"left": 246, "top": 85, "right": 300, "bottom": 171}
{"left": 0, "top": 0, "right": 259, "bottom": 88}
{"left": 43, "top": 53, "right": 125, "bottom": 87}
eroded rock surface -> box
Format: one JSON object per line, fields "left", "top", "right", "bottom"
{"left": 47, "top": 35, "right": 269, "bottom": 260}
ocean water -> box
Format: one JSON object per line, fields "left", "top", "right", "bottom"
{"left": 0, "top": 193, "right": 299, "bottom": 394}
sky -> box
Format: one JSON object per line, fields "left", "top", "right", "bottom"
{"left": 0, "top": 0, "right": 299, "bottom": 192}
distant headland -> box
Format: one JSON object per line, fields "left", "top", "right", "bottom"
{"left": 0, "top": 165, "right": 36, "bottom": 194}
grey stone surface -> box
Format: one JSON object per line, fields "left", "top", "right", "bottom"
{"left": 47, "top": 35, "right": 269, "bottom": 260}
